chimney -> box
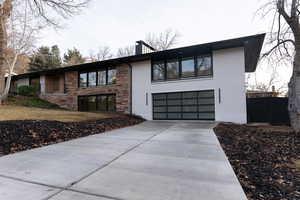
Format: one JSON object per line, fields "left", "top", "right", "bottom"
{"left": 135, "top": 40, "right": 156, "bottom": 55}
{"left": 272, "top": 85, "right": 275, "bottom": 92}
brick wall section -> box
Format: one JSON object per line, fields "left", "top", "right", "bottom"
{"left": 40, "top": 65, "right": 131, "bottom": 113}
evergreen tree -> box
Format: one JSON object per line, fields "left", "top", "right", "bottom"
{"left": 63, "top": 48, "right": 85, "bottom": 66}
{"left": 28, "top": 45, "right": 62, "bottom": 72}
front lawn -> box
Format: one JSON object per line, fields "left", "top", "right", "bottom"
{"left": 0, "top": 105, "right": 117, "bottom": 122}
{"left": 214, "top": 123, "right": 300, "bottom": 200}
{"left": 0, "top": 99, "right": 145, "bottom": 155}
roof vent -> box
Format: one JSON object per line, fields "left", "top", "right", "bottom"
{"left": 135, "top": 40, "right": 156, "bottom": 55}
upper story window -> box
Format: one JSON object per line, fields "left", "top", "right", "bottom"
{"left": 79, "top": 66, "right": 117, "bottom": 88}
{"left": 88, "top": 71, "right": 97, "bottom": 87}
{"left": 152, "top": 61, "right": 165, "bottom": 81}
{"left": 152, "top": 54, "right": 212, "bottom": 82}
{"left": 197, "top": 56, "right": 212, "bottom": 76}
{"left": 98, "top": 69, "right": 106, "bottom": 86}
{"left": 79, "top": 73, "right": 88, "bottom": 87}
{"left": 107, "top": 67, "right": 117, "bottom": 85}
{"left": 181, "top": 57, "right": 195, "bottom": 78}
{"left": 166, "top": 60, "right": 179, "bottom": 79}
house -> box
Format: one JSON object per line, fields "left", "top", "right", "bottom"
{"left": 10, "top": 33, "right": 265, "bottom": 124}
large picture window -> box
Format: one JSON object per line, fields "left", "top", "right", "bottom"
{"left": 78, "top": 94, "right": 116, "bottom": 112}
{"left": 151, "top": 54, "right": 212, "bottom": 82}
{"left": 79, "top": 66, "right": 117, "bottom": 88}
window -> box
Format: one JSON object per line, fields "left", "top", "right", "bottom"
{"left": 152, "top": 61, "right": 165, "bottom": 81}
{"left": 79, "top": 66, "right": 117, "bottom": 88}
{"left": 78, "top": 94, "right": 116, "bottom": 112}
{"left": 88, "top": 72, "right": 97, "bottom": 87}
{"left": 151, "top": 54, "right": 213, "bottom": 82}
{"left": 166, "top": 60, "right": 179, "bottom": 79}
{"left": 98, "top": 70, "right": 106, "bottom": 85}
{"left": 181, "top": 57, "right": 195, "bottom": 78}
{"left": 107, "top": 67, "right": 117, "bottom": 84}
{"left": 197, "top": 56, "right": 212, "bottom": 76}
{"left": 97, "top": 95, "right": 107, "bottom": 111}
{"left": 107, "top": 95, "right": 116, "bottom": 111}
{"left": 79, "top": 73, "right": 87, "bottom": 87}
{"left": 88, "top": 96, "right": 97, "bottom": 111}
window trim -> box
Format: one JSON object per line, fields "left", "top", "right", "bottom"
{"left": 151, "top": 53, "right": 213, "bottom": 82}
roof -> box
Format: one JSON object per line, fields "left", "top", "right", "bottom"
{"left": 13, "top": 33, "right": 265, "bottom": 80}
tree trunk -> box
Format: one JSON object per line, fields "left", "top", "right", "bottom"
{"left": 288, "top": 41, "right": 300, "bottom": 132}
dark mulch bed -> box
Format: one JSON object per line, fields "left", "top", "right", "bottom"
{"left": 214, "top": 123, "right": 300, "bottom": 200}
{"left": 0, "top": 115, "right": 144, "bottom": 155}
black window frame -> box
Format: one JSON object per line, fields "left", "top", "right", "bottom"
{"left": 151, "top": 53, "right": 213, "bottom": 82}
{"left": 78, "top": 93, "right": 116, "bottom": 112}
{"left": 78, "top": 66, "right": 117, "bottom": 88}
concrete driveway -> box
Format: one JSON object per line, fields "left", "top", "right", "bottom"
{"left": 0, "top": 121, "right": 247, "bottom": 200}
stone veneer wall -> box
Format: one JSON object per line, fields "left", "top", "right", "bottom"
{"left": 40, "top": 64, "right": 131, "bottom": 113}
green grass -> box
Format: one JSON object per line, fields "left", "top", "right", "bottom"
{"left": 5, "top": 96, "right": 61, "bottom": 109}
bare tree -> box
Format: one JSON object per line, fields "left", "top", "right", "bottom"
{"left": 0, "top": 0, "right": 40, "bottom": 101}
{"left": 145, "top": 28, "right": 180, "bottom": 50}
{"left": 258, "top": 0, "right": 300, "bottom": 131}
{"left": 116, "top": 45, "right": 135, "bottom": 57}
{"left": 89, "top": 46, "right": 113, "bottom": 61}
{"left": 0, "top": 0, "right": 90, "bottom": 101}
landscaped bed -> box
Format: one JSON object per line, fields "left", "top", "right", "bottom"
{"left": 214, "top": 123, "right": 300, "bottom": 200}
{"left": 0, "top": 116, "right": 144, "bottom": 155}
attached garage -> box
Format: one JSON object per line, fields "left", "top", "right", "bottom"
{"left": 152, "top": 90, "right": 215, "bottom": 120}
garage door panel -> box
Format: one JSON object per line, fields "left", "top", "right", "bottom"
{"left": 153, "top": 113, "right": 167, "bottom": 119}
{"left": 153, "top": 106, "right": 167, "bottom": 112}
{"left": 182, "top": 106, "right": 197, "bottom": 112}
{"left": 153, "top": 90, "right": 215, "bottom": 120}
{"left": 153, "top": 100, "right": 167, "bottom": 106}
{"left": 182, "top": 113, "right": 198, "bottom": 119}
{"left": 168, "top": 106, "right": 181, "bottom": 112}
{"left": 199, "top": 91, "right": 214, "bottom": 98}
{"left": 199, "top": 105, "right": 215, "bottom": 112}
{"left": 198, "top": 98, "right": 214, "bottom": 105}
{"left": 167, "top": 99, "right": 181, "bottom": 106}
{"left": 199, "top": 112, "right": 215, "bottom": 120}
{"left": 167, "top": 113, "right": 182, "bottom": 119}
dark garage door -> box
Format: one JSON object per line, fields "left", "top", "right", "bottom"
{"left": 152, "top": 90, "right": 215, "bottom": 120}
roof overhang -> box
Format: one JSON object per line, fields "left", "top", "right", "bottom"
{"left": 13, "top": 33, "right": 265, "bottom": 80}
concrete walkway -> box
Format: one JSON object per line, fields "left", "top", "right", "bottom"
{"left": 0, "top": 121, "right": 247, "bottom": 200}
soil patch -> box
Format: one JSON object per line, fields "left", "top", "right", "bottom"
{"left": 214, "top": 123, "right": 300, "bottom": 200}
{"left": 0, "top": 115, "right": 144, "bottom": 155}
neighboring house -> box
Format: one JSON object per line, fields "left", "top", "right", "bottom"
{"left": 11, "top": 34, "right": 265, "bottom": 123}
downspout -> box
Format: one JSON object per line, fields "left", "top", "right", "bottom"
{"left": 125, "top": 63, "right": 133, "bottom": 115}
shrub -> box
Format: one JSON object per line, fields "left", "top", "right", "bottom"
{"left": 17, "top": 86, "right": 39, "bottom": 96}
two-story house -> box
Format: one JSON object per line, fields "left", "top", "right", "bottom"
{"left": 11, "top": 33, "right": 265, "bottom": 123}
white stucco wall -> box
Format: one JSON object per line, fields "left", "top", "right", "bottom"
{"left": 131, "top": 47, "right": 247, "bottom": 123}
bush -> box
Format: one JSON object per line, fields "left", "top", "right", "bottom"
{"left": 17, "top": 86, "right": 39, "bottom": 96}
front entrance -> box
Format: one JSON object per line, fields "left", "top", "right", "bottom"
{"left": 152, "top": 90, "right": 215, "bottom": 120}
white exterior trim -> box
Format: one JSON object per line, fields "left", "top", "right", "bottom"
{"left": 131, "top": 47, "right": 247, "bottom": 124}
